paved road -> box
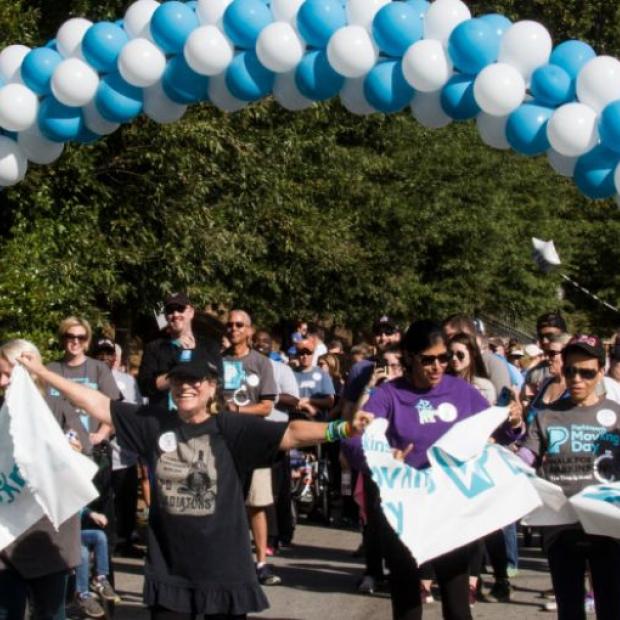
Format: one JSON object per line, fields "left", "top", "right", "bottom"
{"left": 112, "top": 523, "right": 557, "bottom": 619}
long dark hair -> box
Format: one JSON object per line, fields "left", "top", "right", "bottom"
{"left": 447, "top": 332, "right": 489, "bottom": 383}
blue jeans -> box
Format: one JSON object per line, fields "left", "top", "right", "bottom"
{"left": 503, "top": 522, "right": 519, "bottom": 569}
{"left": 0, "top": 567, "right": 68, "bottom": 620}
{"left": 76, "top": 530, "right": 109, "bottom": 594}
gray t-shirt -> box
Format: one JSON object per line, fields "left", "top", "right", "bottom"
{"left": 222, "top": 349, "right": 277, "bottom": 407}
{"left": 523, "top": 397, "right": 620, "bottom": 497}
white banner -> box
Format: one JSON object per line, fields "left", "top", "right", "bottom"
{"left": 363, "top": 407, "right": 620, "bottom": 564}
{"left": 0, "top": 366, "right": 98, "bottom": 551}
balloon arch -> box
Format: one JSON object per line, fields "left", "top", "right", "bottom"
{"left": 0, "top": 0, "right": 619, "bottom": 201}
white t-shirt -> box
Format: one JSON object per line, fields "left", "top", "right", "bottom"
{"left": 267, "top": 359, "right": 300, "bottom": 422}
{"left": 312, "top": 341, "right": 328, "bottom": 367}
{"left": 603, "top": 376, "right": 620, "bottom": 404}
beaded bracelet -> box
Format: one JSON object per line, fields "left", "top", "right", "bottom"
{"left": 325, "top": 420, "right": 352, "bottom": 443}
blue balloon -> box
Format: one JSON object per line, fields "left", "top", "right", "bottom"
{"left": 448, "top": 18, "right": 500, "bottom": 75}
{"left": 364, "top": 60, "right": 414, "bottom": 113}
{"left": 115, "top": 19, "right": 124, "bottom": 28}
{"left": 74, "top": 124, "right": 102, "bottom": 144}
{"left": 505, "top": 103, "right": 553, "bottom": 156}
{"left": 223, "top": 0, "right": 273, "bottom": 49}
{"left": 574, "top": 145, "right": 620, "bottom": 199}
{"left": 226, "top": 51, "right": 274, "bottom": 101}
{"left": 404, "top": 0, "right": 430, "bottom": 19}
{"left": 21, "top": 47, "right": 62, "bottom": 96}
{"left": 372, "top": 3, "right": 423, "bottom": 58}
{"left": 530, "top": 64, "right": 574, "bottom": 107}
{"left": 440, "top": 74, "right": 479, "bottom": 120}
{"left": 185, "top": 1, "right": 198, "bottom": 11}
{"left": 479, "top": 13, "right": 512, "bottom": 38}
{"left": 550, "top": 40, "right": 596, "bottom": 80}
{"left": 96, "top": 72, "right": 143, "bottom": 123}
{"left": 150, "top": 1, "right": 199, "bottom": 54}
{"left": 296, "top": 0, "right": 346, "bottom": 49}
{"left": 82, "top": 22, "right": 129, "bottom": 74}
{"left": 163, "top": 55, "right": 210, "bottom": 104}
{"left": 45, "top": 39, "right": 58, "bottom": 50}
{"left": 295, "top": 50, "right": 344, "bottom": 101}
{"left": 599, "top": 101, "right": 620, "bottom": 155}
{"left": 37, "top": 97, "right": 83, "bottom": 142}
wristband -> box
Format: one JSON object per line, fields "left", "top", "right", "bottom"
{"left": 325, "top": 420, "right": 352, "bottom": 443}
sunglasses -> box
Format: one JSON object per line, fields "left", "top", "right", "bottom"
{"left": 448, "top": 351, "right": 467, "bottom": 362}
{"left": 374, "top": 326, "right": 397, "bottom": 336}
{"left": 546, "top": 350, "right": 563, "bottom": 358}
{"left": 64, "top": 333, "right": 88, "bottom": 342}
{"left": 296, "top": 349, "right": 314, "bottom": 356}
{"left": 418, "top": 353, "right": 450, "bottom": 367}
{"left": 226, "top": 321, "right": 246, "bottom": 329}
{"left": 165, "top": 304, "right": 186, "bottom": 314}
{"left": 538, "top": 331, "right": 558, "bottom": 342}
{"left": 563, "top": 366, "right": 599, "bottom": 380}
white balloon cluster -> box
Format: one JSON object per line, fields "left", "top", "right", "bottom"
{"left": 0, "top": 0, "right": 617, "bottom": 203}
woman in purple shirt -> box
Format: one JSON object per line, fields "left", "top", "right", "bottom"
{"left": 362, "top": 320, "right": 489, "bottom": 620}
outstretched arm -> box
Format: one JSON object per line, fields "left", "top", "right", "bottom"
{"left": 19, "top": 353, "right": 112, "bottom": 426}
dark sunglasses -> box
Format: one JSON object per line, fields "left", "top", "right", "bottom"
{"left": 448, "top": 351, "right": 467, "bottom": 362}
{"left": 563, "top": 366, "right": 599, "bottom": 380}
{"left": 63, "top": 333, "right": 88, "bottom": 342}
{"left": 226, "top": 321, "right": 246, "bottom": 329}
{"left": 538, "top": 331, "right": 558, "bottom": 341}
{"left": 296, "top": 348, "right": 314, "bottom": 356}
{"left": 418, "top": 353, "right": 450, "bottom": 367}
{"left": 374, "top": 326, "right": 397, "bottom": 336}
{"left": 165, "top": 304, "right": 186, "bottom": 314}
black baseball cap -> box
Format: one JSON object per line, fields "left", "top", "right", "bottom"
{"left": 167, "top": 358, "right": 219, "bottom": 382}
{"left": 372, "top": 315, "right": 399, "bottom": 335}
{"left": 536, "top": 312, "right": 567, "bottom": 333}
{"left": 562, "top": 335, "right": 605, "bottom": 366}
{"left": 93, "top": 338, "right": 115, "bottom": 354}
{"left": 164, "top": 292, "right": 191, "bottom": 308}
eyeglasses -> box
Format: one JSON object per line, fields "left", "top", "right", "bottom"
{"left": 63, "top": 333, "right": 88, "bottom": 342}
{"left": 448, "top": 351, "right": 466, "bottom": 362}
{"left": 418, "top": 353, "right": 450, "bottom": 366}
{"left": 226, "top": 321, "right": 246, "bottom": 329}
{"left": 165, "top": 304, "right": 186, "bottom": 315}
{"left": 563, "top": 366, "right": 599, "bottom": 380}
{"left": 296, "top": 349, "right": 314, "bottom": 356}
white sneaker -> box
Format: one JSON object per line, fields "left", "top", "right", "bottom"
{"left": 358, "top": 575, "right": 376, "bottom": 594}
{"left": 543, "top": 601, "right": 558, "bottom": 612}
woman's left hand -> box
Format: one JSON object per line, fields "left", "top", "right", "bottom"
{"left": 508, "top": 398, "right": 524, "bottom": 427}
{"left": 351, "top": 410, "right": 374, "bottom": 435}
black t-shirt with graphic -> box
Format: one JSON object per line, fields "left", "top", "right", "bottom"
{"left": 523, "top": 397, "right": 620, "bottom": 498}
{"left": 111, "top": 402, "right": 287, "bottom": 615}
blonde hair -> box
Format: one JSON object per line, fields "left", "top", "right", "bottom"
{"left": 0, "top": 339, "right": 44, "bottom": 390}
{"left": 58, "top": 316, "right": 92, "bottom": 347}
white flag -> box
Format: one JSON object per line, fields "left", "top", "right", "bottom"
{"left": 0, "top": 365, "right": 98, "bottom": 551}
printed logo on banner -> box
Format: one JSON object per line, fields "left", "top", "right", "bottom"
{"left": 582, "top": 487, "right": 620, "bottom": 507}
{"left": 0, "top": 464, "right": 26, "bottom": 504}
{"left": 431, "top": 446, "right": 496, "bottom": 499}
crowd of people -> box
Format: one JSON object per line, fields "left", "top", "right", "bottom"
{"left": 0, "top": 295, "right": 619, "bottom": 620}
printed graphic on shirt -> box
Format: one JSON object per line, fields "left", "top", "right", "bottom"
{"left": 49, "top": 378, "right": 98, "bottom": 429}
{"left": 223, "top": 360, "right": 245, "bottom": 390}
{"left": 155, "top": 436, "right": 218, "bottom": 516}
{"left": 547, "top": 424, "right": 606, "bottom": 455}
{"left": 416, "top": 400, "right": 458, "bottom": 425}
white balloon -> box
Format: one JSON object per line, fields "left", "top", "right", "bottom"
{"left": 547, "top": 149, "right": 578, "bottom": 177}
{"left": 498, "top": 21, "right": 552, "bottom": 82}
{"left": 17, "top": 125, "right": 64, "bottom": 165}
{"left": 339, "top": 77, "right": 375, "bottom": 115}
{"left": 56, "top": 17, "right": 93, "bottom": 58}
{"left": 196, "top": 0, "right": 232, "bottom": 26}
{"left": 410, "top": 90, "right": 452, "bottom": 129}
{"left": 118, "top": 38, "right": 166, "bottom": 88}
{"left": 423, "top": 0, "right": 471, "bottom": 45}
{"left": 473, "top": 63, "right": 526, "bottom": 116}
{"left": 327, "top": 26, "right": 377, "bottom": 79}
{"left": 257, "top": 22, "right": 305, "bottom": 74}
{"left": 184, "top": 25, "right": 234, "bottom": 76}
{"left": 546, "top": 103, "right": 599, "bottom": 157}
{"left": 0, "top": 83, "right": 39, "bottom": 132}
{"left": 144, "top": 81, "right": 187, "bottom": 123}
{"left": 208, "top": 73, "right": 247, "bottom": 112}
{"left": 576, "top": 56, "right": 620, "bottom": 114}
{"left": 0, "top": 45, "right": 30, "bottom": 82}
{"left": 51, "top": 58, "right": 99, "bottom": 107}
{"left": 273, "top": 71, "right": 314, "bottom": 111}
{"left": 271, "top": 0, "right": 304, "bottom": 25}
{"left": 0, "top": 136, "right": 27, "bottom": 186}
{"left": 83, "top": 100, "right": 120, "bottom": 135}
{"left": 476, "top": 112, "right": 510, "bottom": 150}
{"left": 402, "top": 39, "right": 452, "bottom": 92}
{"left": 346, "top": 0, "right": 390, "bottom": 30}
{"left": 124, "top": 0, "right": 160, "bottom": 39}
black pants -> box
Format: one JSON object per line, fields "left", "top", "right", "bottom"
{"left": 112, "top": 464, "right": 138, "bottom": 544}
{"left": 363, "top": 473, "right": 385, "bottom": 579}
{"left": 469, "top": 529, "right": 508, "bottom": 581}
{"left": 0, "top": 568, "right": 68, "bottom": 620}
{"left": 379, "top": 502, "right": 473, "bottom": 620}
{"left": 150, "top": 606, "right": 246, "bottom": 620}
{"left": 272, "top": 455, "right": 294, "bottom": 545}
{"left": 546, "top": 528, "right": 620, "bottom": 620}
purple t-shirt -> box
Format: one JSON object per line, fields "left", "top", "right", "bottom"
{"left": 363, "top": 374, "right": 489, "bottom": 469}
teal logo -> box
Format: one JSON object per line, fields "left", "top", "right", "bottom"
{"left": 431, "top": 447, "right": 495, "bottom": 498}
{"left": 547, "top": 427, "right": 570, "bottom": 454}
{"left": 582, "top": 486, "right": 620, "bottom": 507}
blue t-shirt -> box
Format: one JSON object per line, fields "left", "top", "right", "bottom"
{"left": 343, "top": 359, "right": 374, "bottom": 403}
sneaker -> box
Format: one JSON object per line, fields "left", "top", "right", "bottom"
{"left": 420, "top": 584, "right": 435, "bottom": 604}
{"left": 507, "top": 566, "right": 519, "bottom": 579}
{"left": 486, "top": 579, "right": 511, "bottom": 603}
{"left": 76, "top": 593, "right": 105, "bottom": 618}
{"left": 265, "top": 545, "right": 276, "bottom": 557}
{"left": 543, "top": 601, "right": 558, "bottom": 612}
{"left": 357, "top": 575, "right": 376, "bottom": 594}
{"left": 585, "top": 592, "right": 595, "bottom": 614}
{"left": 256, "top": 563, "right": 282, "bottom": 586}
{"left": 91, "top": 576, "right": 121, "bottom": 603}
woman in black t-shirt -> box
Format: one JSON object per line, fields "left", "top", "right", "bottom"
{"left": 20, "top": 355, "right": 371, "bottom": 620}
